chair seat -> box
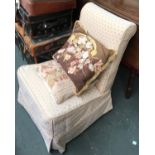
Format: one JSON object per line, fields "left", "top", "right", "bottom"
{"left": 17, "top": 61, "right": 106, "bottom": 119}
{"left": 17, "top": 61, "right": 113, "bottom": 153}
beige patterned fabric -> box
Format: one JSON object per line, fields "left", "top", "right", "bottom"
{"left": 80, "top": 2, "right": 137, "bottom": 93}
{"left": 18, "top": 60, "right": 75, "bottom": 105}
{"left": 17, "top": 65, "right": 112, "bottom": 153}
{"left": 17, "top": 2, "right": 137, "bottom": 153}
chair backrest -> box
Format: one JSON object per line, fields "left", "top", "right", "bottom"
{"left": 79, "top": 2, "right": 137, "bottom": 93}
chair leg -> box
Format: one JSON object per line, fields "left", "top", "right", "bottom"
{"left": 125, "top": 70, "right": 136, "bottom": 99}
{"left": 33, "top": 55, "right": 38, "bottom": 64}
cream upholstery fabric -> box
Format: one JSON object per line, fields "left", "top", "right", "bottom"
{"left": 80, "top": 2, "right": 137, "bottom": 93}
{"left": 17, "top": 65, "right": 112, "bottom": 153}
{"left": 33, "top": 60, "right": 74, "bottom": 104}
{"left": 17, "top": 64, "right": 106, "bottom": 119}
{"left": 17, "top": 2, "right": 137, "bottom": 153}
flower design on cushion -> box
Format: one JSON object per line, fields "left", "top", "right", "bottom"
{"left": 86, "top": 42, "right": 93, "bottom": 49}
{"left": 85, "top": 59, "right": 91, "bottom": 64}
{"left": 88, "top": 63, "right": 94, "bottom": 72}
{"left": 64, "top": 54, "right": 71, "bottom": 61}
{"left": 82, "top": 51, "right": 89, "bottom": 59}
{"left": 53, "top": 31, "right": 115, "bottom": 94}
{"left": 37, "top": 61, "right": 69, "bottom": 87}
{"left": 94, "top": 60, "right": 103, "bottom": 72}
{"left": 66, "top": 46, "right": 76, "bottom": 54}
{"left": 77, "top": 36, "right": 87, "bottom": 45}
{"left": 58, "top": 48, "right": 65, "bottom": 54}
{"left": 68, "top": 66, "right": 77, "bottom": 74}
{"left": 53, "top": 33, "right": 104, "bottom": 87}
{"left": 70, "top": 60, "right": 79, "bottom": 66}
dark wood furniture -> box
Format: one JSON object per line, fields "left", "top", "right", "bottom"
{"left": 16, "top": 1, "right": 76, "bottom": 63}
{"left": 76, "top": 0, "right": 139, "bottom": 98}
{"left": 18, "top": 6, "right": 73, "bottom": 42}
{"left": 20, "top": 0, "right": 76, "bottom": 16}
{"left": 15, "top": 23, "right": 70, "bottom": 63}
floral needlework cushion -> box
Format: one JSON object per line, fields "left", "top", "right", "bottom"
{"left": 53, "top": 21, "right": 117, "bottom": 95}
{"left": 36, "top": 60, "right": 75, "bottom": 104}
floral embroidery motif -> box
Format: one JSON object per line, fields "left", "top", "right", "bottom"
{"left": 53, "top": 21, "right": 115, "bottom": 95}
{"left": 37, "top": 61, "right": 68, "bottom": 87}
{"left": 55, "top": 33, "right": 103, "bottom": 76}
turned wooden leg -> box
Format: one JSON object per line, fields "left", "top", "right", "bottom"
{"left": 32, "top": 49, "right": 38, "bottom": 64}
{"left": 33, "top": 55, "right": 38, "bottom": 64}
{"left": 125, "top": 71, "right": 136, "bottom": 99}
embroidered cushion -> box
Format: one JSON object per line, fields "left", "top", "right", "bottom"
{"left": 36, "top": 60, "right": 74, "bottom": 104}
{"left": 53, "top": 21, "right": 116, "bottom": 95}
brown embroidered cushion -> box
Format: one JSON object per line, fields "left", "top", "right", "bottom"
{"left": 53, "top": 21, "right": 116, "bottom": 95}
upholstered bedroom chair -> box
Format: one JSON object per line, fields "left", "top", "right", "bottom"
{"left": 17, "top": 2, "right": 137, "bottom": 153}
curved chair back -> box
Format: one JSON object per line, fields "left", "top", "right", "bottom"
{"left": 79, "top": 2, "right": 137, "bottom": 92}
